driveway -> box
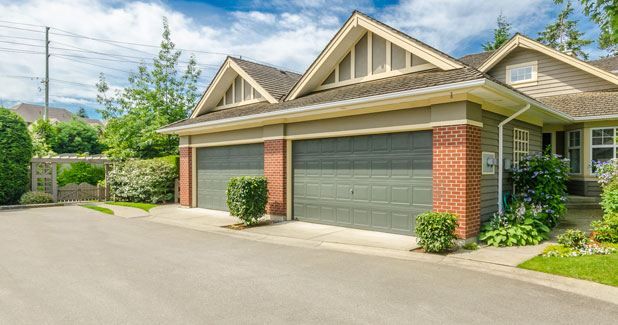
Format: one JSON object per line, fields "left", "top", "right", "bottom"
{"left": 1, "top": 206, "right": 617, "bottom": 324}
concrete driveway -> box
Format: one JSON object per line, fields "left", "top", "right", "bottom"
{"left": 1, "top": 206, "right": 617, "bottom": 324}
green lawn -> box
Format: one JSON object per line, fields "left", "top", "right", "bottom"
{"left": 518, "top": 246, "right": 618, "bottom": 287}
{"left": 81, "top": 205, "right": 114, "bottom": 215}
{"left": 106, "top": 202, "right": 158, "bottom": 212}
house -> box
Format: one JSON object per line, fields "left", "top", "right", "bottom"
{"left": 159, "top": 11, "right": 618, "bottom": 241}
{"left": 9, "top": 103, "right": 103, "bottom": 127}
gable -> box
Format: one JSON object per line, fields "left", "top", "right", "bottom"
{"left": 488, "top": 47, "right": 617, "bottom": 98}
{"left": 286, "top": 11, "right": 463, "bottom": 100}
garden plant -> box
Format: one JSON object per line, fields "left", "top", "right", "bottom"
{"left": 107, "top": 158, "right": 178, "bottom": 203}
{"left": 414, "top": 212, "right": 459, "bottom": 253}
{"left": 226, "top": 176, "right": 269, "bottom": 226}
{"left": 0, "top": 108, "right": 33, "bottom": 205}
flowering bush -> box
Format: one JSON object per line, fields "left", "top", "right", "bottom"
{"left": 591, "top": 213, "right": 618, "bottom": 244}
{"left": 557, "top": 229, "right": 590, "bottom": 248}
{"left": 510, "top": 151, "right": 569, "bottom": 228}
{"left": 592, "top": 158, "right": 618, "bottom": 188}
{"left": 108, "top": 159, "right": 177, "bottom": 204}
{"left": 543, "top": 244, "right": 617, "bottom": 257}
{"left": 480, "top": 202, "right": 550, "bottom": 246}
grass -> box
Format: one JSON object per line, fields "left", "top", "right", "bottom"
{"left": 518, "top": 244, "right": 618, "bottom": 287}
{"left": 106, "top": 202, "right": 158, "bottom": 212}
{"left": 81, "top": 205, "right": 114, "bottom": 215}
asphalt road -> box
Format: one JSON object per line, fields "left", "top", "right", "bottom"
{"left": 1, "top": 206, "right": 616, "bottom": 324}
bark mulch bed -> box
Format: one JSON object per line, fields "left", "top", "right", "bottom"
{"left": 222, "top": 219, "right": 279, "bottom": 230}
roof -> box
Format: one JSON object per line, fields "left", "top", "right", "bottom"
{"left": 458, "top": 50, "right": 496, "bottom": 68}
{"left": 164, "top": 67, "right": 486, "bottom": 129}
{"left": 537, "top": 89, "right": 618, "bottom": 118}
{"left": 9, "top": 103, "right": 102, "bottom": 125}
{"left": 589, "top": 56, "right": 618, "bottom": 73}
{"left": 229, "top": 57, "right": 301, "bottom": 101}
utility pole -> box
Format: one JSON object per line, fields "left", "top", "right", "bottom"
{"left": 44, "top": 26, "right": 50, "bottom": 121}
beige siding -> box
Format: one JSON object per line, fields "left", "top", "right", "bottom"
{"left": 480, "top": 110, "right": 542, "bottom": 220}
{"left": 488, "top": 48, "right": 616, "bottom": 98}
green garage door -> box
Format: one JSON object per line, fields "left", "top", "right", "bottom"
{"left": 196, "top": 143, "right": 264, "bottom": 211}
{"left": 293, "top": 131, "right": 432, "bottom": 235}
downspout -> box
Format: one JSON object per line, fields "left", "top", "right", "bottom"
{"left": 498, "top": 104, "right": 530, "bottom": 212}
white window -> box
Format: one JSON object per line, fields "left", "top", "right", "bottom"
{"left": 509, "top": 66, "right": 534, "bottom": 83}
{"left": 567, "top": 130, "right": 581, "bottom": 174}
{"left": 591, "top": 127, "right": 618, "bottom": 167}
{"left": 513, "top": 128, "right": 529, "bottom": 167}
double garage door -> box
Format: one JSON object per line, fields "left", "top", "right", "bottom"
{"left": 196, "top": 131, "right": 432, "bottom": 235}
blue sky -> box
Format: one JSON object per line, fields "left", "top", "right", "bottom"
{"left": 0, "top": 0, "right": 605, "bottom": 120}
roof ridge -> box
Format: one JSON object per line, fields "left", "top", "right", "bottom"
{"left": 229, "top": 56, "right": 301, "bottom": 77}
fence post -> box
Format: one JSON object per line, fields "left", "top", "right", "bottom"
{"left": 104, "top": 163, "right": 110, "bottom": 202}
{"left": 175, "top": 179, "right": 180, "bottom": 204}
{"left": 51, "top": 162, "right": 57, "bottom": 202}
{"left": 31, "top": 162, "right": 37, "bottom": 191}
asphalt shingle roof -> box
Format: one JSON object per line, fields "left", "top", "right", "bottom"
{"left": 230, "top": 57, "right": 302, "bottom": 101}
{"left": 589, "top": 56, "right": 618, "bottom": 73}
{"left": 537, "top": 89, "right": 618, "bottom": 118}
{"left": 9, "top": 103, "right": 102, "bottom": 125}
{"left": 458, "top": 50, "right": 496, "bottom": 68}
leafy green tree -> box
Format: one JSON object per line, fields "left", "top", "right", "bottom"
{"left": 30, "top": 118, "right": 58, "bottom": 150}
{"left": 482, "top": 13, "right": 513, "bottom": 51}
{"left": 96, "top": 17, "right": 201, "bottom": 159}
{"left": 538, "top": 1, "right": 594, "bottom": 59}
{"left": 53, "top": 117, "right": 103, "bottom": 154}
{"left": 76, "top": 107, "right": 88, "bottom": 118}
{"left": 555, "top": 0, "right": 618, "bottom": 56}
{"left": 57, "top": 162, "right": 105, "bottom": 187}
{"left": 0, "top": 108, "right": 33, "bottom": 204}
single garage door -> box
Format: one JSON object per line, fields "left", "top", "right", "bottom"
{"left": 196, "top": 143, "right": 264, "bottom": 211}
{"left": 293, "top": 131, "right": 432, "bottom": 235}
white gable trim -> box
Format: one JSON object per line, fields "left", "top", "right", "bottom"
{"left": 190, "top": 58, "right": 277, "bottom": 118}
{"left": 479, "top": 34, "right": 618, "bottom": 87}
{"left": 286, "top": 12, "right": 463, "bottom": 101}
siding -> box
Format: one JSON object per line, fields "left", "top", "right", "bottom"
{"left": 480, "top": 110, "right": 542, "bottom": 220}
{"left": 488, "top": 48, "right": 616, "bottom": 98}
{"left": 567, "top": 180, "right": 602, "bottom": 197}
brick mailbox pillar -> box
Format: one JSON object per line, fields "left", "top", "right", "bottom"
{"left": 432, "top": 124, "right": 482, "bottom": 239}
{"left": 264, "top": 139, "right": 287, "bottom": 218}
{"left": 179, "top": 147, "right": 192, "bottom": 207}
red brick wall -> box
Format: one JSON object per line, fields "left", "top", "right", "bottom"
{"left": 179, "top": 147, "right": 192, "bottom": 207}
{"left": 264, "top": 139, "right": 286, "bottom": 217}
{"left": 432, "top": 124, "right": 482, "bottom": 239}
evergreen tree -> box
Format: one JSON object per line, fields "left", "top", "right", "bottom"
{"left": 538, "top": 1, "right": 594, "bottom": 59}
{"left": 482, "top": 13, "right": 512, "bottom": 51}
{"left": 76, "top": 107, "right": 88, "bottom": 118}
{"left": 96, "top": 17, "right": 201, "bottom": 159}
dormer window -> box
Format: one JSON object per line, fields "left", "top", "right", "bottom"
{"left": 507, "top": 61, "right": 537, "bottom": 85}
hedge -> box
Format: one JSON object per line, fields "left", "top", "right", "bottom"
{"left": 0, "top": 108, "right": 33, "bottom": 204}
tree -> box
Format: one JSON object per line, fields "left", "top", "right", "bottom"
{"left": 482, "top": 13, "right": 513, "bottom": 51}
{"left": 538, "top": 1, "right": 594, "bottom": 59}
{"left": 0, "top": 108, "right": 32, "bottom": 204}
{"left": 53, "top": 117, "right": 103, "bottom": 154}
{"left": 96, "top": 17, "right": 201, "bottom": 159}
{"left": 555, "top": 0, "right": 618, "bottom": 56}
{"left": 76, "top": 107, "right": 88, "bottom": 118}
{"left": 30, "top": 118, "right": 58, "bottom": 154}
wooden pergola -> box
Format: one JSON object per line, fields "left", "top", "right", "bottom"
{"left": 30, "top": 154, "right": 112, "bottom": 202}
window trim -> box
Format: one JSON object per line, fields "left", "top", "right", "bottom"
{"left": 590, "top": 127, "right": 618, "bottom": 173}
{"left": 506, "top": 61, "right": 538, "bottom": 86}
{"left": 567, "top": 130, "right": 582, "bottom": 175}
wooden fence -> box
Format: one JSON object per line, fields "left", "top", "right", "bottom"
{"left": 57, "top": 183, "right": 105, "bottom": 202}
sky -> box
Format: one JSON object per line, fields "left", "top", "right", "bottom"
{"left": 0, "top": 0, "right": 607, "bottom": 120}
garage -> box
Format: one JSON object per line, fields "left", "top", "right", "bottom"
{"left": 293, "top": 131, "right": 432, "bottom": 235}
{"left": 196, "top": 143, "right": 264, "bottom": 210}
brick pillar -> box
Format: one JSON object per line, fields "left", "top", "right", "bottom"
{"left": 264, "top": 139, "right": 286, "bottom": 217}
{"left": 179, "top": 147, "right": 192, "bottom": 207}
{"left": 432, "top": 124, "right": 482, "bottom": 239}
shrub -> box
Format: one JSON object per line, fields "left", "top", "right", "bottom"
{"left": 600, "top": 186, "right": 618, "bottom": 214}
{"left": 557, "top": 229, "right": 589, "bottom": 248}
{"left": 57, "top": 162, "right": 105, "bottom": 187}
{"left": 0, "top": 108, "right": 33, "bottom": 205}
{"left": 154, "top": 155, "right": 180, "bottom": 175}
{"left": 53, "top": 117, "right": 103, "bottom": 154}
{"left": 592, "top": 158, "right": 618, "bottom": 188}
{"left": 108, "top": 159, "right": 177, "bottom": 203}
{"left": 19, "top": 191, "right": 54, "bottom": 205}
{"left": 591, "top": 213, "right": 618, "bottom": 244}
{"left": 510, "top": 150, "right": 569, "bottom": 228}
{"left": 414, "top": 212, "right": 459, "bottom": 253}
{"left": 462, "top": 242, "right": 479, "bottom": 250}
{"left": 480, "top": 202, "right": 550, "bottom": 247}
{"left": 226, "top": 176, "right": 269, "bottom": 226}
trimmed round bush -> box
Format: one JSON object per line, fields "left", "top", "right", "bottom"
{"left": 0, "top": 108, "right": 33, "bottom": 205}
{"left": 19, "top": 191, "right": 54, "bottom": 205}
{"left": 226, "top": 176, "right": 268, "bottom": 226}
{"left": 108, "top": 159, "right": 178, "bottom": 203}
{"left": 415, "top": 212, "right": 459, "bottom": 253}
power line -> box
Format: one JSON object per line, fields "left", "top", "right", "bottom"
{"left": 0, "top": 34, "right": 45, "bottom": 42}
{"left": 0, "top": 47, "right": 45, "bottom": 54}
{"left": 54, "top": 55, "right": 132, "bottom": 73}
{"left": 0, "top": 24, "right": 44, "bottom": 33}
{"left": 0, "top": 20, "right": 46, "bottom": 28}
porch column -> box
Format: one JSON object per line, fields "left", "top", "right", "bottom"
{"left": 264, "top": 139, "right": 287, "bottom": 219}
{"left": 179, "top": 146, "right": 192, "bottom": 207}
{"left": 432, "top": 124, "right": 482, "bottom": 239}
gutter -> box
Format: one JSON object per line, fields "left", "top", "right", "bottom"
{"left": 158, "top": 79, "right": 487, "bottom": 134}
{"left": 498, "top": 104, "right": 530, "bottom": 212}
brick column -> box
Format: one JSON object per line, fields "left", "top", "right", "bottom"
{"left": 179, "top": 147, "right": 192, "bottom": 207}
{"left": 432, "top": 124, "right": 482, "bottom": 239}
{"left": 264, "top": 139, "right": 286, "bottom": 217}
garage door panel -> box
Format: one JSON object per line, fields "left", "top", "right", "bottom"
{"left": 196, "top": 143, "right": 263, "bottom": 211}
{"left": 293, "top": 131, "right": 432, "bottom": 235}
